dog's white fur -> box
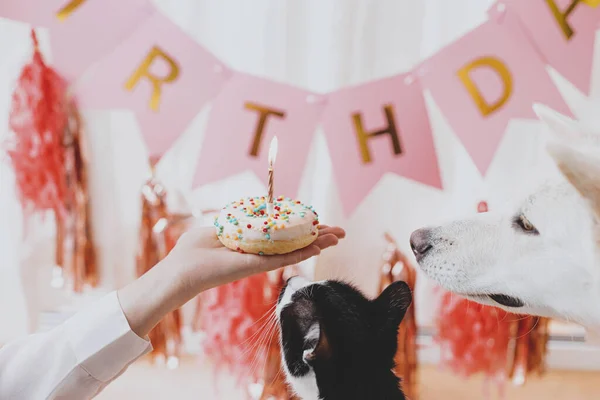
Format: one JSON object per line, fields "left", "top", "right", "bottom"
{"left": 414, "top": 104, "right": 600, "bottom": 334}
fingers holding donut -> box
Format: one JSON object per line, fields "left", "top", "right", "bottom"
{"left": 316, "top": 225, "right": 346, "bottom": 240}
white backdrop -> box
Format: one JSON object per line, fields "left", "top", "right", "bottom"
{"left": 1, "top": 0, "right": 599, "bottom": 347}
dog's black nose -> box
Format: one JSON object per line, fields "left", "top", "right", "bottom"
{"left": 410, "top": 228, "right": 433, "bottom": 260}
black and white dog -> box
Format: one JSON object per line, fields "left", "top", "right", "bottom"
{"left": 276, "top": 276, "right": 411, "bottom": 399}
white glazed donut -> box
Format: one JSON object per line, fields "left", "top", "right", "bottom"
{"left": 214, "top": 196, "right": 319, "bottom": 255}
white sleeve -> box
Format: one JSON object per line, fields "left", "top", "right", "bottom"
{"left": 0, "top": 291, "right": 153, "bottom": 400}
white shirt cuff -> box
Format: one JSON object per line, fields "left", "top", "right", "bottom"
{"left": 63, "top": 291, "right": 153, "bottom": 383}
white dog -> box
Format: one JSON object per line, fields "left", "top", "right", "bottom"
{"left": 411, "top": 104, "right": 600, "bottom": 336}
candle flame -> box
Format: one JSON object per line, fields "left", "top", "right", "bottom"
{"left": 268, "top": 136, "right": 278, "bottom": 166}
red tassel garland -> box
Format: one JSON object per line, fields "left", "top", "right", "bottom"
{"left": 7, "top": 29, "right": 97, "bottom": 292}
{"left": 380, "top": 233, "right": 418, "bottom": 399}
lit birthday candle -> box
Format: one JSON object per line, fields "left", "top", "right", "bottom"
{"left": 267, "top": 136, "right": 278, "bottom": 216}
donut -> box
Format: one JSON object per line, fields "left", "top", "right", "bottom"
{"left": 214, "top": 196, "right": 319, "bottom": 255}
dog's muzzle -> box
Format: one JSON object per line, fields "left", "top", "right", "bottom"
{"left": 410, "top": 228, "right": 433, "bottom": 262}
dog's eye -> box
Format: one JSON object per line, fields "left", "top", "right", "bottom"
{"left": 513, "top": 215, "right": 539, "bottom": 235}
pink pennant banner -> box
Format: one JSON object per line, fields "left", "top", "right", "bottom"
{"left": 75, "top": 10, "right": 232, "bottom": 157}
{"left": 193, "top": 73, "right": 326, "bottom": 197}
{"left": 2, "top": 0, "right": 594, "bottom": 205}
{"left": 498, "top": 0, "right": 600, "bottom": 94}
{"left": 0, "top": 0, "right": 153, "bottom": 81}
{"left": 421, "top": 10, "right": 571, "bottom": 176}
{"left": 321, "top": 74, "right": 442, "bottom": 215}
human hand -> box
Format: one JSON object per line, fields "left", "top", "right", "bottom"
{"left": 118, "top": 224, "right": 345, "bottom": 337}
{"left": 167, "top": 224, "right": 346, "bottom": 296}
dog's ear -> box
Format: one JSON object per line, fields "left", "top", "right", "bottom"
{"left": 533, "top": 103, "right": 582, "bottom": 142}
{"left": 547, "top": 141, "right": 600, "bottom": 220}
{"left": 374, "top": 281, "right": 412, "bottom": 335}
{"left": 303, "top": 325, "right": 332, "bottom": 365}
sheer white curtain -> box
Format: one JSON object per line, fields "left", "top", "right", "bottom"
{"left": 0, "top": 0, "right": 594, "bottom": 346}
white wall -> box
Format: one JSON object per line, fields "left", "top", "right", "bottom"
{"left": 1, "top": 0, "right": 599, "bottom": 346}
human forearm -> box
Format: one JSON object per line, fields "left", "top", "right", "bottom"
{"left": 117, "top": 258, "right": 190, "bottom": 338}
{"left": 117, "top": 225, "right": 344, "bottom": 338}
{"left": 0, "top": 292, "right": 151, "bottom": 399}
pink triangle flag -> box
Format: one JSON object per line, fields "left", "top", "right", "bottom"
{"left": 321, "top": 73, "right": 442, "bottom": 216}
{"left": 75, "top": 10, "right": 232, "bottom": 157}
{"left": 193, "top": 72, "right": 327, "bottom": 197}
{"left": 499, "top": 0, "right": 600, "bottom": 94}
{"left": 421, "top": 10, "right": 571, "bottom": 176}
{"left": 0, "top": 0, "right": 154, "bottom": 81}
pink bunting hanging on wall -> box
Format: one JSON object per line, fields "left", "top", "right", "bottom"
{"left": 2, "top": 0, "right": 596, "bottom": 207}
{"left": 321, "top": 73, "right": 442, "bottom": 215}
{"left": 498, "top": 0, "right": 600, "bottom": 94}
{"left": 0, "top": 0, "right": 153, "bottom": 82}
{"left": 421, "top": 9, "right": 571, "bottom": 176}
{"left": 74, "top": 9, "right": 232, "bottom": 157}
{"left": 193, "top": 72, "right": 327, "bottom": 197}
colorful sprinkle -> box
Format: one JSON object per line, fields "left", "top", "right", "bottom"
{"left": 219, "top": 196, "right": 320, "bottom": 245}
